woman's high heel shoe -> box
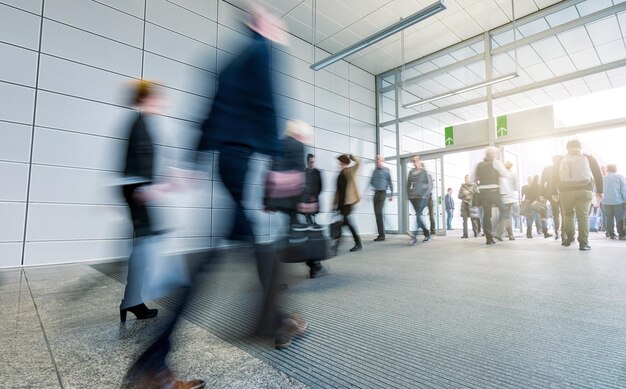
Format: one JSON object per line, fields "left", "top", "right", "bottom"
{"left": 120, "top": 303, "right": 158, "bottom": 322}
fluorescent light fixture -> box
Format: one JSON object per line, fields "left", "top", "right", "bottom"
{"left": 402, "top": 72, "right": 519, "bottom": 109}
{"left": 310, "top": 0, "right": 446, "bottom": 71}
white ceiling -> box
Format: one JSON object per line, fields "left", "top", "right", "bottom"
{"left": 226, "top": 0, "right": 564, "bottom": 75}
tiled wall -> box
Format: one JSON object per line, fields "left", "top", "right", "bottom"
{"left": 0, "top": 0, "right": 377, "bottom": 267}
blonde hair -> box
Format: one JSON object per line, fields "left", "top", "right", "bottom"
{"left": 128, "top": 79, "right": 157, "bottom": 106}
{"left": 285, "top": 120, "right": 312, "bottom": 143}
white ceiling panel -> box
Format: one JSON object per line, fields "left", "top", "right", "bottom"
{"left": 430, "top": 54, "right": 457, "bottom": 68}
{"left": 509, "top": 70, "right": 534, "bottom": 88}
{"left": 524, "top": 62, "right": 555, "bottom": 82}
{"left": 587, "top": 16, "right": 622, "bottom": 46}
{"left": 492, "top": 52, "right": 516, "bottom": 74}
{"left": 440, "top": 10, "right": 483, "bottom": 39}
{"left": 595, "top": 39, "right": 626, "bottom": 63}
{"left": 585, "top": 72, "right": 612, "bottom": 92}
{"left": 420, "top": 78, "right": 448, "bottom": 95}
{"left": 563, "top": 81, "right": 591, "bottom": 97}
{"left": 543, "top": 85, "right": 571, "bottom": 101}
{"left": 366, "top": 6, "right": 402, "bottom": 30}
{"left": 431, "top": 73, "right": 466, "bottom": 89}
{"left": 618, "top": 11, "right": 626, "bottom": 38}
{"left": 385, "top": 0, "right": 432, "bottom": 18}
{"left": 544, "top": 5, "right": 579, "bottom": 27}
{"left": 525, "top": 89, "right": 552, "bottom": 106}
{"left": 317, "top": 0, "right": 361, "bottom": 27}
{"left": 337, "top": 0, "right": 383, "bottom": 18}
{"left": 557, "top": 26, "right": 594, "bottom": 54}
{"left": 576, "top": 0, "right": 613, "bottom": 17}
{"left": 607, "top": 68, "right": 626, "bottom": 88}
{"left": 465, "top": 1, "right": 510, "bottom": 30}
{"left": 449, "top": 45, "right": 479, "bottom": 61}
{"left": 545, "top": 55, "right": 576, "bottom": 76}
{"left": 517, "top": 17, "right": 551, "bottom": 38}
{"left": 570, "top": 47, "right": 602, "bottom": 70}
{"left": 448, "top": 66, "right": 485, "bottom": 84}
{"left": 531, "top": 36, "right": 567, "bottom": 61}
{"left": 511, "top": 45, "right": 543, "bottom": 67}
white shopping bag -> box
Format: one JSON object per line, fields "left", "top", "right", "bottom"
{"left": 141, "top": 236, "right": 191, "bottom": 301}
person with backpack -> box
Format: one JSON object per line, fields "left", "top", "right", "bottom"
{"left": 474, "top": 147, "right": 513, "bottom": 245}
{"left": 552, "top": 139, "right": 603, "bottom": 251}
{"left": 407, "top": 155, "right": 433, "bottom": 245}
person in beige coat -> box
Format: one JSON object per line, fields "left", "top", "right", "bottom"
{"left": 333, "top": 154, "right": 362, "bottom": 252}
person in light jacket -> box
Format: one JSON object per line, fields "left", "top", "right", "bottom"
{"left": 407, "top": 155, "right": 433, "bottom": 245}
{"left": 498, "top": 161, "right": 518, "bottom": 240}
{"left": 333, "top": 154, "right": 362, "bottom": 253}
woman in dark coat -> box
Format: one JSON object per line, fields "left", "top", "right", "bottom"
{"left": 119, "top": 80, "right": 160, "bottom": 323}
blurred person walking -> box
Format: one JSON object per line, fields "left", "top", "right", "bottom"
{"left": 602, "top": 164, "right": 626, "bottom": 240}
{"left": 333, "top": 154, "right": 362, "bottom": 253}
{"left": 474, "top": 147, "right": 511, "bottom": 245}
{"left": 552, "top": 139, "right": 603, "bottom": 251}
{"left": 524, "top": 175, "right": 552, "bottom": 239}
{"left": 123, "top": 7, "right": 302, "bottom": 388}
{"left": 444, "top": 188, "right": 454, "bottom": 230}
{"left": 119, "top": 80, "right": 161, "bottom": 323}
{"left": 458, "top": 175, "right": 480, "bottom": 238}
{"left": 300, "top": 153, "right": 322, "bottom": 225}
{"left": 498, "top": 161, "right": 518, "bottom": 240}
{"left": 541, "top": 156, "right": 563, "bottom": 240}
{"left": 407, "top": 155, "right": 433, "bottom": 245}
{"left": 370, "top": 155, "right": 393, "bottom": 241}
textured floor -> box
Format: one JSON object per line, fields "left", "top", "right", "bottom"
{"left": 87, "top": 231, "right": 626, "bottom": 388}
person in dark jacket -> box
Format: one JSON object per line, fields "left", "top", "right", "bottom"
{"left": 370, "top": 155, "right": 393, "bottom": 241}
{"left": 458, "top": 175, "right": 480, "bottom": 238}
{"left": 301, "top": 153, "right": 322, "bottom": 224}
{"left": 444, "top": 188, "right": 454, "bottom": 230}
{"left": 552, "top": 139, "right": 603, "bottom": 251}
{"left": 524, "top": 175, "right": 552, "bottom": 239}
{"left": 125, "top": 8, "right": 303, "bottom": 388}
{"left": 474, "top": 147, "right": 512, "bottom": 245}
{"left": 541, "top": 155, "right": 563, "bottom": 240}
{"left": 119, "top": 80, "right": 160, "bottom": 323}
{"left": 407, "top": 155, "right": 433, "bottom": 245}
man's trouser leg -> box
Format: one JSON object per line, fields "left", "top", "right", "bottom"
{"left": 374, "top": 191, "right": 386, "bottom": 238}
{"left": 559, "top": 191, "right": 576, "bottom": 243}
{"left": 574, "top": 191, "right": 593, "bottom": 246}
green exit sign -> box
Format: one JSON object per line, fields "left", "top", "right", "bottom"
{"left": 444, "top": 126, "right": 454, "bottom": 146}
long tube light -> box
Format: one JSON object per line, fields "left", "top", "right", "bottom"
{"left": 402, "top": 72, "right": 519, "bottom": 109}
{"left": 310, "top": 0, "right": 446, "bottom": 71}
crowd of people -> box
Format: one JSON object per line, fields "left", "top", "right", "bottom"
{"left": 445, "top": 141, "right": 626, "bottom": 249}
{"left": 111, "top": 5, "right": 626, "bottom": 388}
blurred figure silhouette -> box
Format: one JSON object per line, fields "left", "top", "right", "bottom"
{"left": 123, "top": 5, "right": 302, "bottom": 388}
{"left": 333, "top": 154, "right": 362, "bottom": 253}
{"left": 119, "top": 80, "right": 161, "bottom": 323}
{"left": 300, "top": 153, "right": 322, "bottom": 225}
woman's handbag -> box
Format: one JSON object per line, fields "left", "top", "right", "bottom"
{"left": 264, "top": 170, "right": 304, "bottom": 199}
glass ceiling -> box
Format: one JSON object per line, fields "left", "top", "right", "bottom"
{"left": 379, "top": 0, "right": 626, "bottom": 128}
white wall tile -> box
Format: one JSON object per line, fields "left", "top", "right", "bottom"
{"left": 315, "top": 108, "right": 349, "bottom": 135}
{"left": 350, "top": 119, "right": 377, "bottom": 142}
{"left": 0, "top": 242, "right": 22, "bottom": 267}
{"left": 38, "top": 55, "right": 133, "bottom": 105}
{"left": 32, "top": 127, "right": 126, "bottom": 171}
{"left": 0, "top": 203, "right": 26, "bottom": 242}
{"left": 350, "top": 100, "right": 376, "bottom": 123}
{"left": 273, "top": 37, "right": 313, "bottom": 63}
{"left": 35, "top": 91, "right": 130, "bottom": 137}
{"left": 143, "top": 52, "right": 214, "bottom": 98}
{"left": 144, "top": 23, "right": 217, "bottom": 72}
{"left": 41, "top": 19, "right": 142, "bottom": 77}
{"left": 350, "top": 82, "right": 376, "bottom": 108}
{"left": 0, "top": 43, "right": 38, "bottom": 87}
{"left": 0, "top": 0, "right": 42, "bottom": 14}
{"left": 350, "top": 65, "right": 375, "bottom": 91}
{"left": 350, "top": 138, "right": 376, "bottom": 160}
{"left": 169, "top": 0, "right": 218, "bottom": 21}
{"left": 0, "top": 122, "right": 32, "bottom": 163}
{"left": 44, "top": 0, "right": 144, "bottom": 48}
{"left": 29, "top": 165, "right": 123, "bottom": 205}
{"left": 0, "top": 162, "right": 29, "bottom": 201}
{"left": 273, "top": 52, "right": 314, "bottom": 84}
{"left": 162, "top": 87, "right": 213, "bottom": 123}
{"left": 23, "top": 239, "right": 131, "bottom": 266}
{"left": 315, "top": 87, "right": 350, "bottom": 117}
{"left": 218, "top": 1, "right": 248, "bottom": 34}
{"left": 146, "top": 0, "right": 217, "bottom": 46}
{"left": 315, "top": 127, "right": 350, "bottom": 153}
{"left": 0, "top": 82, "right": 35, "bottom": 124}
{"left": 0, "top": 3, "right": 41, "bottom": 50}
{"left": 217, "top": 24, "right": 250, "bottom": 55}
{"left": 94, "top": 0, "right": 144, "bottom": 18}
{"left": 275, "top": 95, "right": 315, "bottom": 124}
{"left": 26, "top": 203, "right": 130, "bottom": 241}
{"left": 274, "top": 72, "right": 314, "bottom": 105}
